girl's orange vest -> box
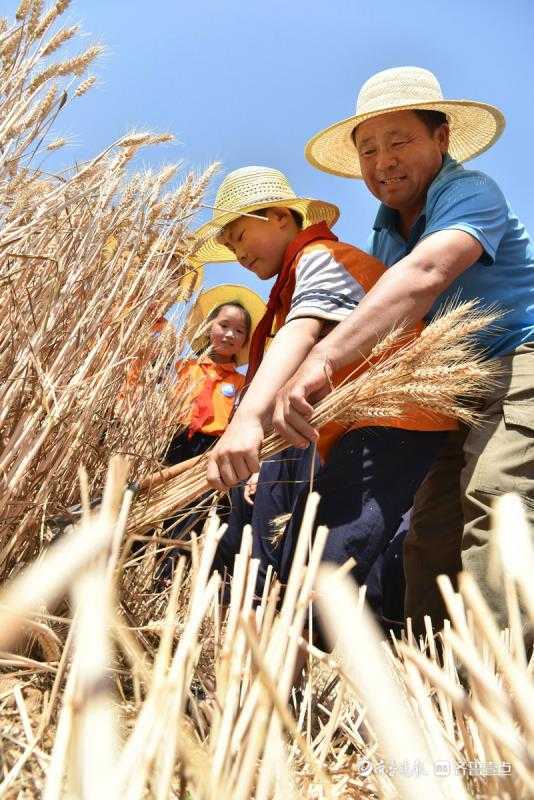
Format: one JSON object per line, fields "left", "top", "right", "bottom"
{"left": 176, "top": 358, "right": 245, "bottom": 437}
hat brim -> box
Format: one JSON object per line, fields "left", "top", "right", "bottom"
{"left": 188, "top": 284, "right": 266, "bottom": 366}
{"left": 305, "top": 99, "right": 505, "bottom": 178}
{"left": 193, "top": 197, "right": 339, "bottom": 264}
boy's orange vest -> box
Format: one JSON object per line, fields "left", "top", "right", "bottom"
{"left": 247, "top": 223, "right": 456, "bottom": 460}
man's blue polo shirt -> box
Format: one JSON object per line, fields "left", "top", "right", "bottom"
{"left": 367, "top": 155, "right": 534, "bottom": 357}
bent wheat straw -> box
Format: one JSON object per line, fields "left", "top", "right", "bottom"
{"left": 1, "top": 459, "right": 533, "bottom": 798}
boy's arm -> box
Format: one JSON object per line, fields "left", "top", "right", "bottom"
{"left": 206, "top": 316, "right": 323, "bottom": 490}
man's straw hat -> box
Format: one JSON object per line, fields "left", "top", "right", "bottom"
{"left": 194, "top": 166, "right": 339, "bottom": 264}
{"left": 188, "top": 284, "right": 266, "bottom": 366}
{"left": 305, "top": 66, "right": 505, "bottom": 179}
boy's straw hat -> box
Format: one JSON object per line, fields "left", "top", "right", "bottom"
{"left": 305, "top": 66, "right": 505, "bottom": 179}
{"left": 194, "top": 166, "right": 339, "bottom": 264}
{"left": 188, "top": 284, "right": 266, "bottom": 366}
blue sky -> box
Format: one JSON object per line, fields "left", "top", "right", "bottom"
{"left": 46, "top": 0, "right": 533, "bottom": 300}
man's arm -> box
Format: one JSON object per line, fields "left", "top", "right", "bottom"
{"left": 206, "top": 316, "right": 323, "bottom": 490}
{"left": 272, "top": 229, "right": 483, "bottom": 445}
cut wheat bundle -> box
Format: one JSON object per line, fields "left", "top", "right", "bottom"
{"left": 128, "top": 299, "right": 501, "bottom": 534}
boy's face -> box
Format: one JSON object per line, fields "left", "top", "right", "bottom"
{"left": 218, "top": 208, "right": 298, "bottom": 280}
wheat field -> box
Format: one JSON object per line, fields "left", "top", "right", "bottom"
{"left": 0, "top": 4, "right": 532, "bottom": 798}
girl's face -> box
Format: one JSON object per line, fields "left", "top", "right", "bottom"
{"left": 208, "top": 305, "right": 248, "bottom": 361}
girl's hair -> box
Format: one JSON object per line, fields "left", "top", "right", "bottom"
{"left": 207, "top": 301, "right": 252, "bottom": 343}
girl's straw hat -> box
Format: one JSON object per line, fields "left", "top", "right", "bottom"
{"left": 188, "top": 284, "right": 266, "bottom": 366}
{"left": 305, "top": 66, "right": 505, "bottom": 179}
{"left": 194, "top": 166, "right": 339, "bottom": 264}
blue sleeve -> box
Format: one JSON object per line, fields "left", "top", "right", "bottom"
{"left": 422, "top": 172, "right": 508, "bottom": 265}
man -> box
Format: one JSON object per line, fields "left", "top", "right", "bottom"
{"left": 273, "top": 66, "right": 534, "bottom": 636}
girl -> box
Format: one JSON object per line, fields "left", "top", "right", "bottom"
{"left": 165, "top": 284, "right": 265, "bottom": 465}
{"left": 157, "top": 285, "right": 265, "bottom": 581}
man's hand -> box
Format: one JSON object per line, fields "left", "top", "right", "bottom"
{"left": 273, "top": 352, "right": 333, "bottom": 447}
{"left": 206, "top": 414, "right": 264, "bottom": 491}
{"left": 244, "top": 471, "right": 259, "bottom": 505}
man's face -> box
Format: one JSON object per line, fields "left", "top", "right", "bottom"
{"left": 354, "top": 111, "right": 449, "bottom": 218}
{"left": 218, "top": 208, "right": 296, "bottom": 280}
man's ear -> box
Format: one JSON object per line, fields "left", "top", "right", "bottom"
{"left": 437, "top": 123, "right": 450, "bottom": 154}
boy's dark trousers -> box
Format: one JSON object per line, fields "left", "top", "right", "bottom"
{"left": 217, "top": 446, "right": 318, "bottom": 582}
{"left": 277, "top": 427, "right": 447, "bottom": 638}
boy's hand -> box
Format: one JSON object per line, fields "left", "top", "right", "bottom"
{"left": 206, "top": 415, "right": 263, "bottom": 491}
{"left": 273, "top": 352, "right": 333, "bottom": 447}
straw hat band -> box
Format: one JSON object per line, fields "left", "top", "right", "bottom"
{"left": 305, "top": 67, "right": 505, "bottom": 179}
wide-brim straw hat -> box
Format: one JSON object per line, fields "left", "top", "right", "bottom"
{"left": 188, "top": 283, "right": 266, "bottom": 366}
{"left": 194, "top": 166, "right": 340, "bottom": 264}
{"left": 305, "top": 66, "right": 505, "bottom": 179}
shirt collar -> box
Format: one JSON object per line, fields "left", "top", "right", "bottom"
{"left": 372, "top": 154, "right": 458, "bottom": 233}
{"left": 282, "top": 222, "right": 338, "bottom": 267}
{"left": 373, "top": 203, "right": 397, "bottom": 232}
{"left": 198, "top": 355, "right": 236, "bottom": 374}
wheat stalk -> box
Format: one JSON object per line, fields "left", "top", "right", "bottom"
{"left": 0, "top": 3, "right": 214, "bottom": 578}
{"left": 1, "top": 450, "right": 532, "bottom": 798}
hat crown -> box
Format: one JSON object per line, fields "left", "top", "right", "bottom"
{"left": 356, "top": 66, "right": 444, "bottom": 116}
{"left": 214, "top": 166, "right": 297, "bottom": 219}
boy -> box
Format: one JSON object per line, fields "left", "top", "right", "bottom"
{"left": 197, "top": 166, "right": 454, "bottom": 617}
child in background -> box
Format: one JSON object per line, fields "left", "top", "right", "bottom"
{"left": 157, "top": 284, "right": 265, "bottom": 581}
{"left": 196, "top": 166, "right": 455, "bottom": 632}
{"left": 165, "top": 284, "right": 264, "bottom": 464}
